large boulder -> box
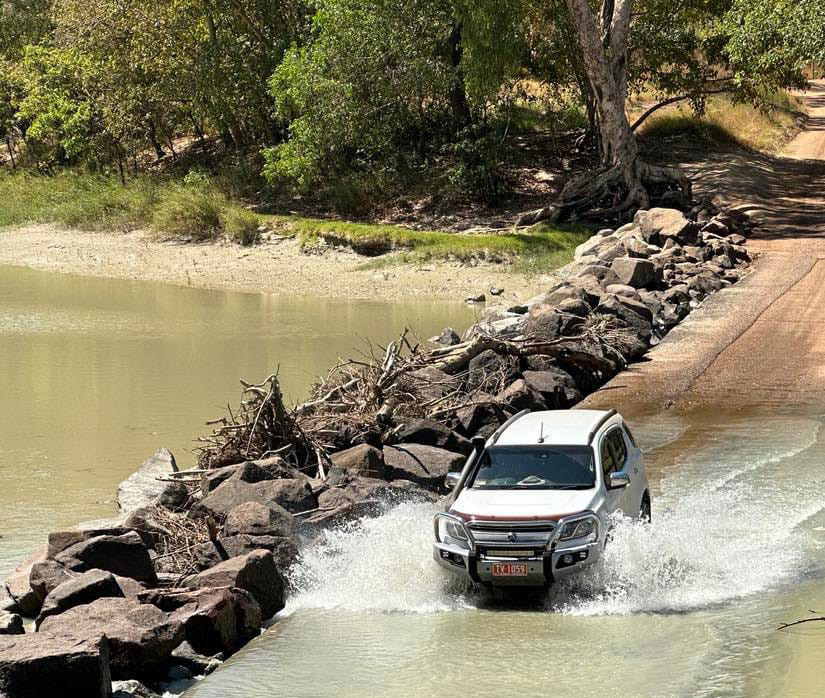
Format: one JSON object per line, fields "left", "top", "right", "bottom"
{"left": 251, "top": 479, "right": 317, "bottom": 514}
{"left": 596, "top": 294, "right": 653, "bottom": 343}
{"left": 191, "top": 535, "right": 299, "bottom": 573}
{"left": 330, "top": 444, "right": 385, "bottom": 478}
{"left": 27, "top": 561, "right": 73, "bottom": 607}
{"left": 453, "top": 401, "right": 506, "bottom": 439}
{"left": 117, "top": 448, "right": 177, "bottom": 514}
{"left": 525, "top": 306, "right": 582, "bottom": 341}
{"left": 467, "top": 350, "right": 519, "bottom": 390}
{"left": 222, "top": 501, "right": 295, "bottom": 538}
{"left": 382, "top": 444, "right": 465, "bottom": 490}
{"left": 404, "top": 366, "right": 461, "bottom": 403}
{"left": 36, "top": 569, "right": 124, "bottom": 628}
{"left": 522, "top": 369, "right": 582, "bottom": 408}
{"left": 140, "top": 587, "right": 261, "bottom": 656}
{"left": 634, "top": 208, "right": 696, "bottom": 245}
{"left": 389, "top": 418, "right": 471, "bottom": 455}
{"left": 0, "top": 612, "right": 23, "bottom": 635}
{"left": 39, "top": 597, "right": 184, "bottom": 680}
{"left": 0, "top": 632, "right": 111, "bottom": 698}
{"left": 54, "top": 531, "right": 157, "bottom": 585}
{"left": 4, "top": 548, "right": 46, "bottom": 617}
{"left": 610, "top": 256, "right": 657, "bottom": 289}
{"left": 189, "top": 479, "right": 270, "bottom": 521}
{"left": 576, "top": 265, "right": 620, "bottom": 289}
{"left": 184, "top": 550, "right": 284, "bottom": 620}
{"left": 497, "top": 378, "right": 547, "bottom": 412}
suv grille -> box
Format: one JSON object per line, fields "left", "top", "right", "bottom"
{"left": 467, "top": 520, "right": 556, "bottom": 549}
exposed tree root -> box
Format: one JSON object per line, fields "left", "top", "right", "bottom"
{"left": 515, "top": 160, "right": 693, "bottom": 227}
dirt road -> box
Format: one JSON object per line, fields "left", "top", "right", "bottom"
{"left": 585, "top": 81, "right": 825, "bottom": 414}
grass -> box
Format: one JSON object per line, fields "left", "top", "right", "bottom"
{"left": 0, "top": 168, "right": 590, "bottom": 274}
{"left": 0, "top": 170, "right": 261, "bottom": 245}
{"left": 639, "top": 91, "right": 804, "bottom": 153}
{"left": 268, "top": 215, "right": 593, "bottom": 273}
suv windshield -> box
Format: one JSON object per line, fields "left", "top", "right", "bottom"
{"left": 470, "top": 445, "right": 596, "bottom": 489}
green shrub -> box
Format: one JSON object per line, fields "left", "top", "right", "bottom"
{"left": 223, "top": 206, "right": 260, "bottom": 246}
{"left": 151, "top": 185, "right": 225, "bottom": 241}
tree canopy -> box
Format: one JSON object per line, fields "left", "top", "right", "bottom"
{"left": 0, "top": 0, "right": 823, "bottom": 212}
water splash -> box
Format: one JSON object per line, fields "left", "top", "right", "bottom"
{"left": 287, "top": 501, "right": 473, "bottom": 614}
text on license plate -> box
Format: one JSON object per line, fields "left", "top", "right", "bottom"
{"left": 492, "top": 562, "right": 528, "bottom": 577}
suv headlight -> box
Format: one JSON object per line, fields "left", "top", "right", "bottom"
{"left": 435, "top": 515, "right": 470, "bottom": 549}
{"left": 558, "top": 517, "right": 598, "bottom": 542}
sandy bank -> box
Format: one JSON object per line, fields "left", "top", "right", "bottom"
{"left": 0, "top": 224, "right": 548, "bottom": 303}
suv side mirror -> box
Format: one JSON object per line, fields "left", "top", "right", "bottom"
{"left": 471, "top": 436, "right": 486, "bottom": 452}
{"left": 608, "top": 471, "right": 630, "bottom": 489}
{"left": 445, "top": 472, "right": 461, "bottom": 489}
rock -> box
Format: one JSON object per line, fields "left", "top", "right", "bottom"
{"left": 545, "top": 282, "right": 589, "bottom": 307}
{"left": 634, "top": 208, "right": 694, "bottom": 245}
{"left": 0, "top": 612, "right": 23, "bottom": 635}
{"left": 453, "top": 401, "right": 506, "bottom": 439}
{"left": 662, "top": 284, "right": 691, "bottom": 305}
{"left": 190, "top": 479, "right": 270, "bottom": 521}
{"left": 382, "top": 444, "right": 465, "bottom": 490}
{"left": 405, "top": 366, "right": 462, "bottom": 403}
{"left": 39, "top": 597, "right": 184, "bottom": 680}
{"left": 498, "top": 378, "right": 547, "bottom": 412}
{"left": 157, "top": 481, "right": 190, "bottom": 510}
{"left": 4, "top": 548, "right": 46, "bottom": 617}
{"left": 467, "top": 349, "right": 519, "bottom": 390}
{"left": 222, "top": 501, "right": 295, "bottom": 538}
{"left": 596, "top": 294, "right": 653, "bottom": 343}
{"left": 28, "top": 560, "right": 72, "bottom": 604}
{"left": 611, "top": 256, "right": 658, "bottom": 289}
{"left": 330, "top": 444, "right": 385, "bottom": 477}
{"left": 115, "top": 576, "right": 146, "bottom": 597}
{"left": 47, "top": 527, "right": 150, "bottom": 559}
{"left": 185, "top": 550, "right": 284, "bottom": 619}
{"left": 577, "top": 264, "right": 621, "bottom": 289}
{"left": 430, "top": 327, "right": 461, "bottom": 346}
{"left": 637, "top": 290, "right": 664, "bottom": 319}
{"left": 574, "top": 233, "right": 617, "bottom": 259}
{"left": 465, "top": 294, "right": 486, "bottom": 303}
{"left": 604, "top": 284, "right": 641, "bottom": 301}
{"left": 556, "top": 297, "right": 590, "bottom": 317}
{"left": 688, "top": 272, "right": 725, "bottom": 296}
{"left": 200, "top": 464, "right": 242, "bottom": 496}
{"left": 54, "top": 531, "right": 157, "bottom": 585}
{"left": 701, "top": 217, "right": 729, "bottom": 236}
{"left": 623, "top": 236, "right": 657, "bottom": 259}
{"left": 117, "top": 448, "right": 178, "bottom": 514}
{"left": 171, "top": 641, "right": 222, "bottom": 676}
{"left": 141, "top": 587, "right": 261, "bottom": 656}
{"left": 485, "top": 315, "right": 526, "bottom": 339}
{"left": 525, "top": 305, "right": 583, "bottom": 340}
{"left": 112, "top": 679, "right": 160, "bottom": 698}
{"left": 567, "top": 274, "right": 607, "bottom": 304}
{"left": 728, "top": 233, "right": 747, "bottom": 246}
{"left": 36, "top": 569, "right": 124, "bottom": 628}
{"left": 390, "top": 418, "right": 471, "bottom": 455}
{"left": 596, "top": 241, "right": 626, "bottom": 264}
{"left": 252, "top": 479, "right": 317, "bottom": 514}
{"left": 522, "top": 369, "right": 582, "bottom": 408}
{"left": 192, "top": 535, "right": 299, "bottom": 573}
{"left": 0, "top": 632, "right": 111, "bottom": 698}
{"left": 489, "top": 286, "right": 504, "bottom": 296}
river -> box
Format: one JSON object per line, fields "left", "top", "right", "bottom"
{"left": 0, "top": 264, "right": 473, "bottom": 579}
{"left": 186, "top": 406, "right": 825, "bottom": 697}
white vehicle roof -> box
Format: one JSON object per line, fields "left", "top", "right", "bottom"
{"left": 493, "top": 409, "right": 618, "bottom": 447}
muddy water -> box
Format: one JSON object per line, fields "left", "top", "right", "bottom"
{"left": 0, "top": 265, "right": 473, "bottom": 579}
{"left": 187, "top": 407, "right": 825, "bottom": 698}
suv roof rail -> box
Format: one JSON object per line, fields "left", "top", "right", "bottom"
{"left": 488, "top": 409, "right": 530, "bottom": 445}
{"left": 587, "top": 409, "right": 618, "bottom": 444}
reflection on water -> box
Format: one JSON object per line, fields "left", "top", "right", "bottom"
{"left": 0, "top": 265, "right": 472, "bottom": 578}
{"left": 187, "top": 410, "right": 825, "bottom": 698}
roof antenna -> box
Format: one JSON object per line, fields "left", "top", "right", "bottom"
{"left": 538, "top": 421, "right": 545, "bottom": 444}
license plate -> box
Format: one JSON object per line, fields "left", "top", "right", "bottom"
{"left": 492, "top": 563, "right": 528, "bottom": 577}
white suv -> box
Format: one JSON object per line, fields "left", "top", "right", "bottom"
{"left": 433, "top": 409, "right": 649, "bottom": 587}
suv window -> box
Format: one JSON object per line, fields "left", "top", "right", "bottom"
{"left": 470, "top": 445, "right": 596, "bottom": 490}
{"left": 607, "top": 429, "right": 627, "bottom": 469}
{"left": 600, "top": 438, "right": 616, "bottom": 480}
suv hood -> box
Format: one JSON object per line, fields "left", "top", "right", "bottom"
{"left": 451, "top": 487, "right": 600, "bottom": 521}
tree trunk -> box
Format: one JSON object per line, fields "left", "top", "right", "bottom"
{"left": 516, "top": 0, "right": 690, "bottom": 226}
{"left": 147, "top": 118, "right": 165, "bottom": 160}
{"left": 6, "top": 137, "right": 15, "bottom": 169}
{"left": 446, "top": 21, "right": 471, "bottom": 127}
